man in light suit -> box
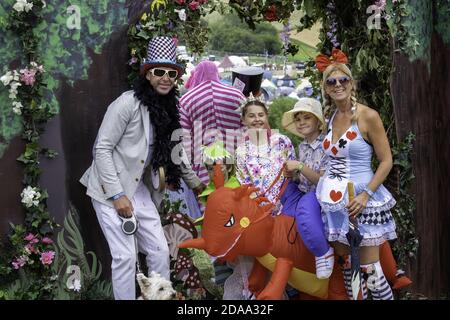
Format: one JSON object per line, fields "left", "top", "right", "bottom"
{"left": 80, "top": 36, "right": 204, "bottom": 300}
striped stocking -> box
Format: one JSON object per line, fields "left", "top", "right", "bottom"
{"left": 361, "top": 261, "right": 394, "bottom": 300}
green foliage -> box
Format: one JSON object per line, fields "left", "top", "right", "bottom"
{"left": 208, "top": 13, "right": 282, "bottom": 55}
{"left": 51, "top": 205, "right": 112, "bottom": 300}
{"left": 386, "top": 0, "right": 431, "bottom": 62}
{"left": 0, "top": 206, "right": 112, "bottom": 300}
{"left": 127, "top": 0, "right": 213, "bottom": 84}
{"left": 268, "top": 97, "right": 302, "bottom": 149}
{"left": 388, "top": 133, "right": 418, "bottom": 267}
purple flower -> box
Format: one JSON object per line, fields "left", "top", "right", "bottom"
{"left": 40, "top": 251, "right": 55, "bottom": 265}
{"left": 128, "top": 56, "right": 138, "bottom": 66}
{"left": 326, "top": 32, "right": 333, "bottom": 39}
{"left": 166, "top": 21, "right": 174, "bottom": 30}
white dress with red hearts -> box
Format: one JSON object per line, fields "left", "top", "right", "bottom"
{"left": 316, "top": 111, "right": 397, "bottom": 246}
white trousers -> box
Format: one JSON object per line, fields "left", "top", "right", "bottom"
{"left": 92, "top": 181, "right": 170, "bottom": 300}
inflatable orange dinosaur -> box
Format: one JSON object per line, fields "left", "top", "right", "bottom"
{"left": 179, "top": 165, "right": 411, "bottom": 299}
{"left": 179, "top": 165, "right": 347, "bottom": 299}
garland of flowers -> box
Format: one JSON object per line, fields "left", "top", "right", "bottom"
{"left": 0, "top": 0, "right": 58, "bottom": 297}
{"left": 127, "top": 0, "right": 212, "bottom": 84}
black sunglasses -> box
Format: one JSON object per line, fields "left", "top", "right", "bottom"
{"left": 150, "top": 68, "right": 178, "bottom": 79}
{"left": 325, "top": 76, "right": 351, "bottom": 87}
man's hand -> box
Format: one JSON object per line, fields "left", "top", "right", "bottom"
{"left": 193, "top": 183, "right": 206, "bottom": 196}
{"left": 113, "top": 195, "right": 134, "bottom": 218}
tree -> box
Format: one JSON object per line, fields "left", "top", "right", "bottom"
{"left": 208, "top": 13, "right": 282, "bottom": 55}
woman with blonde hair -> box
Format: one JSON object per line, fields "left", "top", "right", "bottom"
{"left": 315, "top": 49, "right": 397, "bottom": 300}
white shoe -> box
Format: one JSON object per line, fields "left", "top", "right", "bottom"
{"left": 315, "top": 247, "right": 334, "bottom": 279}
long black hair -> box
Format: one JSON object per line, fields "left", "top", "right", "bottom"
{"left": 133, "top": 75, "right": 182, "bottom": 189}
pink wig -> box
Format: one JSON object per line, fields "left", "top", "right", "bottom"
{"left": 185, "top": 61, "right": 220, "bottom": 89}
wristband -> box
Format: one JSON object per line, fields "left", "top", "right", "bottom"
{"left": 297, "top": 161, "right": 305, "bottom": 173}
{"left": 111, "top": 192, "right": 125, "bottom": 201}
{"left": 363, "top": 186, "right": 374, "bottom": 198}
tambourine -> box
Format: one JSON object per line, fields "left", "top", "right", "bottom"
{"left": 150, "top": 166, "right": 166, "bottom": 192}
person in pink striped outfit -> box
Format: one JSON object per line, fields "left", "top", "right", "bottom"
{"left": 179, "top": 61, "right": 245, "bottom": 185}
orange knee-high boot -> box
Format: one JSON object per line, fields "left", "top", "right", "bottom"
{"left": 379, "top": 241, "right": 412, "bottom": 289}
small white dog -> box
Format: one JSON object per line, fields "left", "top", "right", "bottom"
{"left": 137, "top": 271, "right": 177, "bottom": 300}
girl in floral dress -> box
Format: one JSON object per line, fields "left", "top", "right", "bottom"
{"left": 235, "top": 98, "right": 295, "bottom": 215}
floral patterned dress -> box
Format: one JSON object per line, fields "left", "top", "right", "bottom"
{"left": 236, "top": 131, "right": 295, "bottom": 215}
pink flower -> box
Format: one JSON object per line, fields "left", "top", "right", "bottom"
{"left": 188, "top": 0, "right": 199, "bottom": 10}
{"left": 25, "top": 243, "right": 38, "bottom": 254}
{"left": 41, "top": 237, "right": 53, "bottom": 245}
{"left": 24, "top": 233, "right": 36, "bottom": 241}
{"left": 40, "top": 251, "right": 55, "bottom": 265}
{"left": 175, "top": 0, "right": 185, "bottom": 4}
{"left": 19, "top": 68, "right": 37, "bottom": 86}
{"left": 198, "top": 0, "right": 207, "bottom": 4}
{"left": 12, "top": 256, "right": 27, "bottom": 269}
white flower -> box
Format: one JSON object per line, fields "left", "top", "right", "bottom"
{"left": 1, "top": 72, "right": 14, "bottom": 86}
{"left": 73, "top": 279, "right": 81, "bottom": 292}
{"left": 12, "top": 101, "right": 23, "bottom": 115}
{"left": 24, "top": 1, "right": 33, "bottom": 12}
{"left": 13, "top": 0, "right": 33, "bottom": 13}
{"left": 21, "top": 186, "right": 41, "bottom": 208}
{"left": 13, "top": 0, "right": 26, "bottom": 12}
{"left": 175, "top": 9, "right": 187, "bottom": 22}
{"left": 13, "top": 70, "right": 20, "bottom": 81}
{"left": 68, "top": 278, "right": 82, "bottom": 292}
{"left": 10, "top": 81, "right": 21, "bottom": 90}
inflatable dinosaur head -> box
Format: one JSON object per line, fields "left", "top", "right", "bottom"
{"left": 179, "top": 164, "right": 274, "bottom": 261}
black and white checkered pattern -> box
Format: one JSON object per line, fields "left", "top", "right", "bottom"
{"left": 358, "top": 210, "right": 393, "bottom": 225}
{"left": 145, "top": 36, "right": 177, "bottom": 64}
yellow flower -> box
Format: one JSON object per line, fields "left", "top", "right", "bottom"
{"left": 151, "top": 0, "right": 167, "bottom": 12}
{"left": 141, "top": 13, "right": 148, "bottom": 21}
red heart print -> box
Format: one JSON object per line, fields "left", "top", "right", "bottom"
{"left": 346, "top": 131, "right": 357, "bottom": 140}
{"left": 331, "top": 146, "right": 338, "bottom": 155}
{"left": 329, "top": 190, "right": 342, "bottom": 202}
{"left": 323, "top": 139, "right": 330, "bottom": 150}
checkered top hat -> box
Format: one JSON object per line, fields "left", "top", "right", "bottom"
{"left": 141, "top": 36, "right": 184, "bottom": 77}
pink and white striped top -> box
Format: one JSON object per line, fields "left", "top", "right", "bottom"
{"left": 179, "top": 80, "right": 245, "bottom": 184}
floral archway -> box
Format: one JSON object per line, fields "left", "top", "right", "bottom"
{"left": 1, "top": 0, "right": 448, "bottom": 299}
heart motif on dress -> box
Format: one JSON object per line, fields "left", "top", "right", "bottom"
{"left": 331, "top": 146, "right": 338, "bottom": 155}
{"left": 329, "top": 190, "right": 343, "bottom": 202}
{"left": 346, "top": 131, "right": 357, "bottom": 140}
{"left": 323, "top": 139, "right": 330, "bottom": 150}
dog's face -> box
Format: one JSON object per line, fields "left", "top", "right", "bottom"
{"left": 137, "top": 272, "right": 176, "bottom": 300}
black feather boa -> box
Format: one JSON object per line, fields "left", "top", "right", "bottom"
{"left": 133, "top": 75, "right": 182, "bottom": 189}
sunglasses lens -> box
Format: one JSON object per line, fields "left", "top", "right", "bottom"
{"left": 326, "top": 77, "right": 350, "bottom": 86}
{"left": 168, "top": 70, "right": 178, "bottom": 78}
{"left": 326, "top": 78, "right": 337, "bottom": 86}
{"left": 339, "top": 77, "right": 350, "bottom": 85}
{"left": 153, "top": 69, "right": 166, "bottom": 77}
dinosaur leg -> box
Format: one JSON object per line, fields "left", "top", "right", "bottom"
{"left": 257, "top": 258, "right": 293, "bottom": 300}
{"left": 248, "top": 259, "right": 267, "bottom": 296}
{"left": 379, "top": 241, "right": 412, "bottom": 290}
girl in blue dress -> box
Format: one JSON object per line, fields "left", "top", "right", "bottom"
{"left": 315, "top": 49, "right": 397, "bottom": 300}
